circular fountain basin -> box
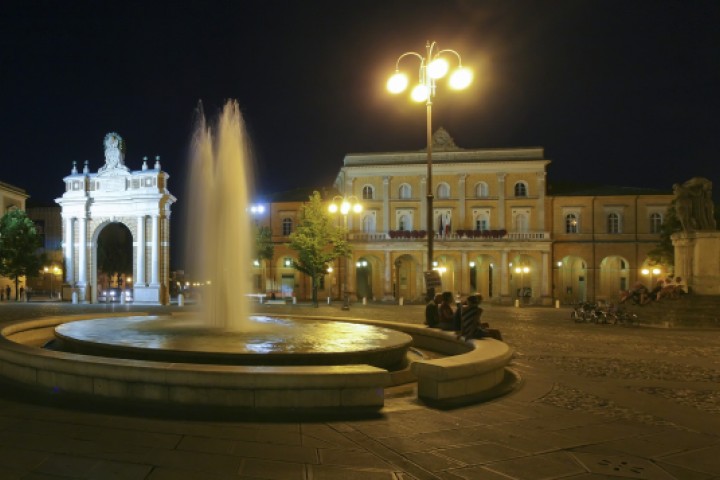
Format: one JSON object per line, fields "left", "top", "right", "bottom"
{"left": 53, "top": 315, "right": 413, "bottom": 370}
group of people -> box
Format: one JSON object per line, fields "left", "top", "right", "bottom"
{"left": 0, "top": 285, "right": 12, "bottom": 301}
{"left": 425, "top": 291, "right": 503, "bottom": 341}
{"left": 619, "top": 276, "right": 687, "bottom": 305}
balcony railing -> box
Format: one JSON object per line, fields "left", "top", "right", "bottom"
{"left": 349, "top": 230, "right": 550, "bottom": 241}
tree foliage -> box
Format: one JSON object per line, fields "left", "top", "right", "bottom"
{"left": 288, "top": 191, "right": 349, "bottom": 306}
{"left": 254, "top": 225, "right": 274, "bottom": 263}
{"left": 647, "top": 205, "right": 680, "bottom": 269}
{"left": 0, "top": 209, "right": 45, "bottom": 299}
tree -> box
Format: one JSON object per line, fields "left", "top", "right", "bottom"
{"left": 288, "top": 191, "right": 349, "bottom": 306}
{"left": 647, "top": 205, "right": 680, "bottom": 269}
{"left": 0, "top": 210, "right": 45, "bottom": 300}
{"left": 254, "top": 225, "right": 274, "bottom": 293}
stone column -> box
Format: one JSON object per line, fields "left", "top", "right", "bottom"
{"left": 458, "top": 174, "right": 466, "bottom": 229}
{"left": 150, "top": 215, "right": 160, "bottom": 286}
{"left": 64, "top": 217, "right": 74, "bottom": 284}
{"left": 420, "top": 176, "right": 427, "bottom": 230}
{"left": 497, "top": 173, "right": 506, "bottom": 229}
{"left": 78, "top": 217, "right": 87, "bottom": 286}
{"left": 384, "top": 250, "right": 392, "bottom": 299}
{"left": 136, "top": 216, "right": 146, "bottom": 286}
{"left": 541, "top": 251, "right": 550, "bottom": 298}
{"left": 536, "top": 171, "right": 546, "bottom": 231}
{"left": 460, "top": 251, "right": 468, "bottom": 295}
{"left": 500, "top": 250, "right": 509, "bottom": 298}
{"left": 382, "top": 176, "right": 390, "bottom": 233}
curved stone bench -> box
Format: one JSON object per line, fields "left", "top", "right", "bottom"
{"left": 285, "top": 316, "right": 516, "bottom": 406}
{"left": 0, "top": 315, "right": 390, "bottom": 413}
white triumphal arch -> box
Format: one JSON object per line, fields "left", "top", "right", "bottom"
{"left": 56, "top": 132, "right": 176, "bottom": 304}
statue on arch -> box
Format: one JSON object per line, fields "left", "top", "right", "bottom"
{"left": 673, "top": 177, "right": 716, "bottom": 232}
{"left": 98, "top": 132, "right": 130, "bottom": 175}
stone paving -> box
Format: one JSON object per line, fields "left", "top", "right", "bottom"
{"left": 0, "top": 300, "right": 719, "bottom": 479}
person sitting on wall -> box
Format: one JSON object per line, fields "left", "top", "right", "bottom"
{"left": 457, "top": 295, "right": 503, "bottom": 341}
{"left": 453, "top": 294, "right": 466, "bottom": 331}
{"left": 657, "top": 277, "right": 676, "bottom": 301}
{"left": 424, "top": 293, "right": 442, "bottom": 328}
{"left": 674, "top": 277, "right": 688, "bottom": 296}
{"left": 619, "top": 282, "right": 649, "bottom": 305}
{"left": 438, "top": 291, "right": 457, "bottom": 331}
{"left": 648, "top": 280, "right": 664, "bottom": 302}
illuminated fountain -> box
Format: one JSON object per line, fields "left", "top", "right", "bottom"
{"left": 185, "top": 100, "right": 253, "bottom": 330}
{"left": 0, "top": 100, "right": 512, "bottom": 412}
{"left": 50, "top": 100, "right": 413, "bottom": 370}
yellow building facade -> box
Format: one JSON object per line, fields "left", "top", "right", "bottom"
{"left": 253, "top": 130, "right": 673, "bottom": 305}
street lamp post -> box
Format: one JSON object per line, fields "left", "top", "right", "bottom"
{"left": 44, "top": 266, "right": 51, "bottom": 299}
{"left": 388, "top": 41, "right": 472, "bottom": 297}
{"left": 515, "top": 266, "right": 530, "bottom": 304}
{"left": 328, "top": 195, "right": 363, "bottom": 310}
{"left": 642, "top": 267, "right": 662, "bottom": 288}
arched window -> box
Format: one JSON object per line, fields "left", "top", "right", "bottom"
{"left": 650, "top": 213, "right": 662, "bottom": 234}
{"left": 436, "top": 182, "right": 450, "bottom": 199}
{"left": 398, "top": 184, "right": 411, "bottom": 199}
{"left": 282, "top": 218, "right": 293, "bottom": 236}
{"left": 514, "top": 182, "right": 528, "bottom": 197}
{"left": 607, "top": 213, "right": 620, "bottom": 234}
{"left": 362, "top": 185, "right": 374, "bottom": 200}
{"left": 565, "top": 213, "right": 578, "bottom": 234}
{"left": 398, "top": 214, "right": 410, "bottom": 231}
{"left": 475, "top": 218, "right": 488, "bottom": 231}
{"left": 475, "top": 182, "right": 489, "bottom": 198}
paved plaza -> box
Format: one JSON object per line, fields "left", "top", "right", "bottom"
{"left": 0, "top": 300, "right": 719, "bottom": 479}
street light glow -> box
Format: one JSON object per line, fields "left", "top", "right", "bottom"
{"left": 427, "top": 58, "right": 449, "bottom": 79}
{"left": 411, "top": 84, "right": 429, "bottom": 102}
{"left": 328, "top": 195, "right": 363, "bottom": 310}
{"left": 340, "top": 200, "right": 351, "bottom": 215}
{"left": 449, "top": 67, "right": 472, "bottom": 89}
{"left": 387, "top": 72, "right": 408, "bottom": 94}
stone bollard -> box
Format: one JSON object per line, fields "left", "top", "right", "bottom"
{"left": 178, "top": 293, "right": 184, "bottom": 307}
{"left": 327, "top": 296, "right": 331, "bottom": 304}
{"left": 120, "top": 294, "right": 126, "bottom": 305}
{"left": 555, "top": 299, "right": 560, "bottom": 308}
{"left": 292, "top": 296, "right": 297, "bottom": 304}
{"left": 514, "top": 299, "right": 520, "bottom": 308}
{"left": 399, "top": 297, "right": 404, "bottom": 306}
{"left": 363, "top": 297, "right": 367, "bottom": 305}
{"left": 72, "top": 291, "right": 78, "bottom": 304}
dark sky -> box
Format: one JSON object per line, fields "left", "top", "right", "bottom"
{"left": 2, "top": 0, "right": 719, "bottom": 207}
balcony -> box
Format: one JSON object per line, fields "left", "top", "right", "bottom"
{"left": 350, "top": 230, "right": 550, "bottom": 242}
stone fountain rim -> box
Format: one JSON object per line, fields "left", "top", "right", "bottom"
{"left": 0, "top": 312, "right": 514, "bottom": 412}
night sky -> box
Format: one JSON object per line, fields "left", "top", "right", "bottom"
{"left": 2, "top": 0, "right": 719, "bottom": 207}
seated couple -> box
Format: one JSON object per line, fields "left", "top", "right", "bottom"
{"left": 425, "top": 291, "right": 503, "bottom": 341}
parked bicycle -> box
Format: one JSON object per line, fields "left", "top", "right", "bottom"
{"left": 571, "top": 302, "right": 597, "bottom": 323}
{"left": 572, "top": 301, "right": 639, "bottom": 326}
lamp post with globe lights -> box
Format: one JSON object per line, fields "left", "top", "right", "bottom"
{"left": 387, "top": 41, "right": 472, "bottom": 296}
{"left": 328, "top": 195, "right": 363, "bottom": 310}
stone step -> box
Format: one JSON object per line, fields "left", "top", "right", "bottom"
{"left": 624, "top": 295, "right": 720, "bottom": 327}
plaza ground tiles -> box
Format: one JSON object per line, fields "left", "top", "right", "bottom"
{"left": 0, "top": 301, "right": 719, "bottom": 479}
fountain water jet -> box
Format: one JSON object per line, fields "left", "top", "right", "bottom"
{"left": 185, "top": 100, "right": 254, "bottom": 330}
